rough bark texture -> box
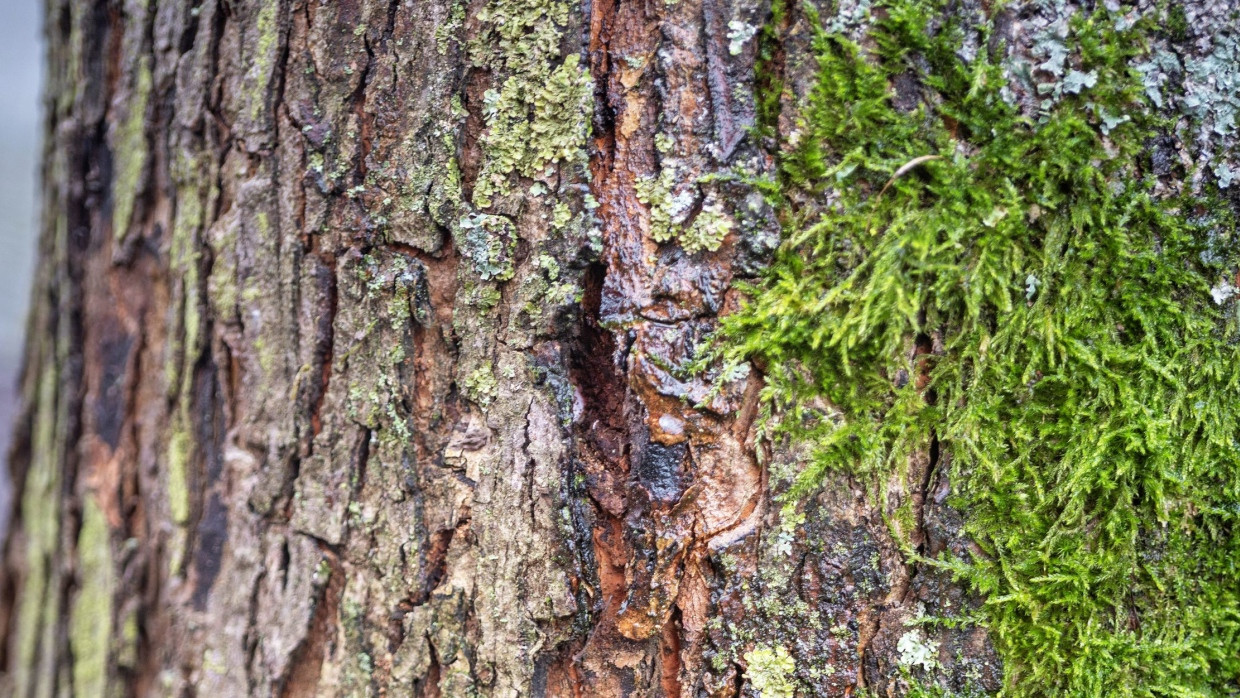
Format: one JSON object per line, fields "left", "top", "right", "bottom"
{"left": 0, "top": 0, "right": 997, "bottom": 696}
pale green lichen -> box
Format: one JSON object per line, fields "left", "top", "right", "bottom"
{"left": 743, "top": 644, "right": 797, "bottom": 698}
{"left": 638, "top": 130, "right": 735, "bottom": 252}
{"left": 462, "top": 282, "right": 503, "bottom": 311}
{"left": 636, "top": 171, "right": 733, "bottom": 252}
{"left": 166, "top": 426, "right": 191, "bottom": 525}
{"left": 897, "top": 628, "right": 940, "bottom": 673}
{"left": 245, "top": 3, "right": 279, "bottom": 122}
{"left": 551, "top": 201, "right": 573, "bottom": 229}
{"left": 463, "top": 363, "right": 499, "bottom": 406}
{"left": 681, "top": 196, "right": 734, "bottom": 253}
{"left": 435, "top": 1, "right": 465, "bottom": 55}
{"left": 70, "top": 497, "right": 114, "bottom": 698}
{"left": 112, "top": 57, "right": 151, "bottom": 241}
{"left": 207, "top": 219, "right": 239, "bottom": 320}
{"left": 469, "top": 0, "right": 592, "bottom": 208}
{"left": 519, "top": 253, "right": 580, "bottom": 323}
{"left": 728, "top": 20, "right": 759, "bottom": 55}
{"left": 458, "top": 213, "right": 516, "bottom": 281}
{"left": 635, "top": 169, "right": 682, "bottom": 243}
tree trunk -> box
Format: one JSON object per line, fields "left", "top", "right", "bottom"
{"left": 5, "top": 0, "right": 1234, "bottom": 695}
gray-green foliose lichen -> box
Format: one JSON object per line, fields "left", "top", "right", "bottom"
{"left": 467, "top": 0, "right": 593, "bottom": 209}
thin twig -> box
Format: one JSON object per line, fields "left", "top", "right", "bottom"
{"left": 865, "top": 154, "right": 942, "bottom": 233}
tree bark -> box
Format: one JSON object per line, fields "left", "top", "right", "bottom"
{"left": 1, "top": 0, "right": 1019, "bottom": 695}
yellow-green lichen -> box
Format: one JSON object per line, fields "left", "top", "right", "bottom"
{"left": 245, "top": 2, "right": 279, "bottom": 122}
{"left": 463, "top": 363, "right": 499, "bottom": 406}
{"left": 743, "top": 644, "right": 797, "bottom": 698}
{"left": 165, "top": 154, "right": 207, "bottom": 536}
{"left": 164, "top": 161, "right": 206, "bottom": 393}
{"left": 70, "top": 497, "right": 114, "bottom": 697}
{"left": 469, "top": 0, "right": 592, "bottom": 208}
{"left": 111, "top": 57, "right": 151, "bottom": 241}
{"left": 167, "top": 425, "right": 191, "bottom": 525}
{"left": 13, "top": 364, "right": 62, "bottom": 696}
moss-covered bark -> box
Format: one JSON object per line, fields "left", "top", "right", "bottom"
{"left": 718, "top": 0, "right": 1240, "bottom": 694}
{"left": 3, "top": 0, "right": 1236, "bottom": 696}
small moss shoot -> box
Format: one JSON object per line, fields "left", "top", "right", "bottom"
{"left": 719, "top": 0, "right": 1240, "bottom": 694}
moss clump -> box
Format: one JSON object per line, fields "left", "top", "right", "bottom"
{"left": 719, "top": 0, "right": 1240, "bottom": 694}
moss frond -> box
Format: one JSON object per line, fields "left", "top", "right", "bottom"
{"left": 722, "top": 1, "right": 1240, "bottom": 694}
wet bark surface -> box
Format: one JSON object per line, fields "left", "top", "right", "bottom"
{"left": 1, "top": 0, "right": 996, "bottom": 695}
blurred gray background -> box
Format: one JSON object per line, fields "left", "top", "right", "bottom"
{"left": 0, "top": 0, "right": 43, "bottom": 528}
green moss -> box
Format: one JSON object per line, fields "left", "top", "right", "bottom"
{"left": 719, "top": 1, "right": 1240, "bottom": 694}
{"left": 1163, "top": 4, "right": 1188, "bottom": 43}
{"left": 112, "top": 57, "right": 151, "bottom": 241}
